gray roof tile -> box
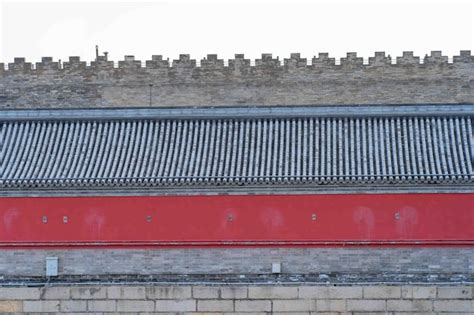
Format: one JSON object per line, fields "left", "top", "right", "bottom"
{"left": 1, "top": 115, "right": 473, "bottom": 189}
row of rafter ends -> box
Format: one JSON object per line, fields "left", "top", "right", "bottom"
{"left": 1, "top": 176, "right": 473, "bottom": 188}
{"left": 2, "top": 51, "right": 474, "bottom": 72}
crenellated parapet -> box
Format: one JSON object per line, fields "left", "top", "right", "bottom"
{"left": 3, "top": 50, "right": 473, "bottom": 73}
{"left": 1, "top": 51, "right": 473, "bottom": 108}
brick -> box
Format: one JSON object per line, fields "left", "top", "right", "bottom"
{"left": 248, "top": 286, "right": 298, "bottom": 299}
{"left": 197, "top": 300, "right": 233, "bottom": 312}
{"left": 433, "top": 300, "right": 473, "bottom": 312}
{"left": 107, "top": 286, "right": 146, "bottom": 299}
{"left": 71, "top": 286, "right": 106, "bottom": 299}
{"left": 221, "top": 287, "right": 247, "bottom": 299}
{"left": 273, "top": 299, "right": 316, "bottom": 312}
{"left": 363, "top": 285, "right": 401, "bottom": 298}
{"left": 155, "top": 299, "right": 196, "bottom": 312}
{"left": 146, "top": 286, "right": 192, "bottom": 299}
{"left": 117, "top": 300, "right": 154, "bottom": 312}
{"left": 0, "top": 300, "right": 22, "bottom": 312}
{"left": 23, "top": 300, "right": 60, "bottom": 312}
{"left": 235, "top": 300, "right": 271, "bottom": 312}
{"left": 88, "top": 300, "right": 116, "bottom": 312}
{"left": 193, "top": 286, "right": 220, "bottom": 298}
{"left": 316, "top": 299, "right": 346, "bottom": 312}
{"left": 0, "top": 287, "right": 41, "bottom": 299}
{"left": 224, "top": 313, "right": 267, "bottom": 315}
{"left": 387, "top": 299, "right": 432, "bottom": 312}
{"left": 346, "top": 299, "right": 386, "bottom": 312}
{"left": 41, "top": 286, "right": 71, "bottom": 299}
{"left": 60, "top": 300, "right": 87, "bottom": 312}
{"left": 437, "top": 286, "right": 472, "bottom": 299}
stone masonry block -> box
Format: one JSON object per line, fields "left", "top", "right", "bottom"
{"left": 248, "top": 286, "right": 298, "bottom": 299}
{"left": 193, "top": 286, "right": 220, "bottom": 298}
{"left": 220, "top": 287, "right": 247, "bottom": 299}
{"left": 23, "top": 300, "right": 60, "bottom": 312}
{"left": 273, "top": 299, "right": 316, "bottom": 312}
{"left": 346, "top": 299, "right": 387, "bottom": 312}
{"left": 107, "top": 286, "right": 146, "bottom": 299}
{"left": 299, "top": 286, "right": 330, "bottom": 298}
{"left": 402, "top": 286, "right": 437, "bottom": 299}
{"left": 433, "top": 300, "right": 473, "bottom": 312}
{"left": 0, "top": 300, "right": 22, "bottom": 312}
{"left": 116, "top": 300, "right": 154, "bottom": 312}
{"left": 197, "top": 300, "right": 233, "bottom": 312}
{"left": 386, "top": 299, "right": 432, "bottom": 312}
{"left": 87, "top": 300, "right": 116, "bottom": 312}
{"left": 155, "top": 299, "right": 196, "bottom": 312}
{"left": 71, "top": 287, "right": 106, "bottom": 299}
{"left": 235, "top": 300, "right": 271, "bottom": 312}
{"left": 437, "top": 286, "right": 472, "bottom": 299}
{"left": 0, "top": 287, "right": 41, "bottom": 299}
{"left": 146, "top": 286, "right": 192, "bottom": 299}
{"left": 328, "top": 286, "right": 363, "bottom": 298}
{"left": 60, "top": 300, "right": 87, "bottom": 312}
{"left": 363, "top": 285, "right": 401, "bottom": 298}
{"left": 299, "top": 286, "right": 362, "bottom": 299}
{"left": 316, "top": 299, "right": 346, "bottom": 312}
{"left": 41, "top": 286, "right": 71, "bottom": 299}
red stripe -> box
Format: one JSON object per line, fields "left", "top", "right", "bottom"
{"left": 1, "top": 193, "right": 473, "bottom": 248}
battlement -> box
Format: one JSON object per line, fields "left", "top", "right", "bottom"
{"left": 1, "top": 50, "right": 473, "bottom": 108}
{"left": 1, "top": 51, "right": 473, "bottom": 73}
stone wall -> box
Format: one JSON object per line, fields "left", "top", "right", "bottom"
{"left": 0, "top": 284, "right": 472, "bottom": 313}
{"left": 1, "top": 51, "right": 473, "bottom": 109}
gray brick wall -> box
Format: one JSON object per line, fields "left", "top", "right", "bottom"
{"left": 1, "top": 248, "right": 473, "bottom": 277}
{"left": 0, "top": 284, "right": 472, "bottom": 313}
{"left": 1, "top": 51, "right": 473, "bottom": 109}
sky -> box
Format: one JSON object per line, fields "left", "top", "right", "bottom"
{"left": 0, "top": 0, "right": 473, "bottom": 64}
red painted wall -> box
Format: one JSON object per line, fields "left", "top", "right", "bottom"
{"left": 1, "top": 193, "right": 473, "bottom": 247}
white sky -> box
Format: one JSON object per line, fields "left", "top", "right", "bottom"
{"left": 0, "top": 0, "right": 473, "bottom": 63}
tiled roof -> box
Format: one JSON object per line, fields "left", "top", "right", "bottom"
{"left": 1, "top": 108, "right": 473, "bottom": 189}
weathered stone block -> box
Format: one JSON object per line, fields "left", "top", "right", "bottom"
{"left": 0, "top": 300, "right": 22, "bottom": 312}
{"left": 193, "top": 286, "right": 220, "bottom": 298}
{"left": 273, "top": 299, "right": 316, "bottom": 312}
{"left": 235, "top": 300, "right": 271, "bottom": 312}
{"left": 316, "top": 299, "right": 346, "bottom": 311}
{"left": 197, "top": 300, "right": 233, "bottom": 312}
{"left": 433, "top": 300, "right": 473, "bottom": 312}
{"left": 328, "top": 286, "right": 363, "bottom": 298}
{"left": 116, "top": 300, "right": 154, "bottom": 312}
{"left": 220, "top": 287, "right": 247, "bottom": 299}
{"left": 146, "top": 286, "right": 192, "bottom": 299}
{"left": 23, "top": 300, "right": 60, "bottom": 312}
{"left": 437, "top": 286, "right": 472, "bottom": 299}
{"left": 71, "top": 287, "right": 106, "bottom": 299}
{"left": 107, "top": 286, "right": 146, "bottom": 299}
{"left": 87, "top": 300, "right": 116, "bottom": 312}
{"left": 0, "top": 287, "right": 41, "bottom": 299}
{"left": 346, "top": 299, "right": 386, "bottom": 312}
{"left": 41, "top": 286, "right": 71, "bottom": 299}
{"left": 155, "top": 299, "right": 196, "bottom": 312}
{"left": 363, "top": 285, "right": 401, "bottom": 298}
{"left": 386, "top": 299, "right": 432, "bottom": 312}
{"left": 60, "top": 300, "right": 87, "bottom": 312}
{"left": 248, "top": 286, "right": 298, "bottom": 299}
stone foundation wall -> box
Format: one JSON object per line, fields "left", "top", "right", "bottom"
{"left": 0, "top": 284, "right": 472, "bottom": 313}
